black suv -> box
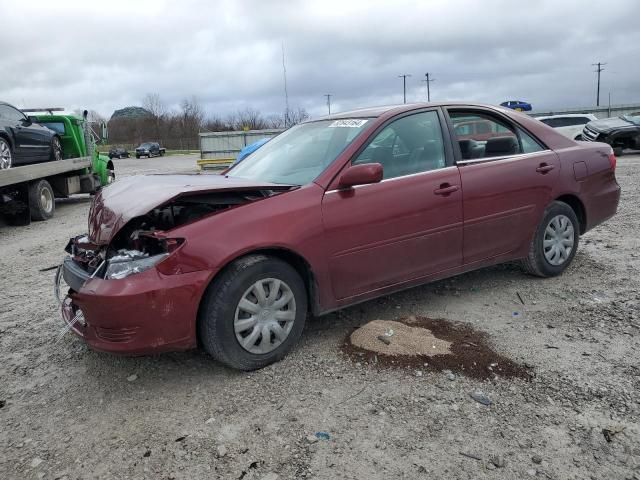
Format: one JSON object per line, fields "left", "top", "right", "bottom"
{"left": 582, "top": 113, "right": 640, "bottom": 156}
{"left": 108, "top": 147, "right": 130, "bottom": 159}
{"left": 135, "top": 142, "right": 165, "bottom": 158}
{"left": 0, "top": 101, "right": 62, "bottom": 169}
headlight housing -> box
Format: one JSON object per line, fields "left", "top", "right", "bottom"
{"left": 104, "top": 251, "right": 169, "bottom": 280}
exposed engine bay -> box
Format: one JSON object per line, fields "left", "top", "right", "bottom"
{"left": 65, "top": 189, "right": 286, "bottom": 282}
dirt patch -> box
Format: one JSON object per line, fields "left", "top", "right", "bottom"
{"left": 342, "top": 316, "right": 531, "bottom": 380}
{"left": 349, "top": 319, "right": 452, "bottom": 356}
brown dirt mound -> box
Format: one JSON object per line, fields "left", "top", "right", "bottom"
{"left": 342, "top": 316, "right": 531, "bottom": 380}
{"left": 349, "top": 320, "right": 452, "bottom": 356}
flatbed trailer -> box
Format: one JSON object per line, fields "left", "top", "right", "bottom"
{"left": 0, "top": 156, "right": 102, "bottom": 226}
{"left": 0, "top": 108, "right": 114, "bottom": 226}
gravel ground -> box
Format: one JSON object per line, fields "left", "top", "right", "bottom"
{"left": 1, "top": 153, "right": 639, "bottom": 480}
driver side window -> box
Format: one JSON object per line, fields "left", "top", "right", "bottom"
{"left": 353, "top": 111, "right": 446, "bottom": 180}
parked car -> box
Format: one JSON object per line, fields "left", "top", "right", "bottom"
{"left": 58, "top": 103, "right": 620, "bottom": 370}
{"left": 500, "top": 100, "right": 532, "bottom": 112}
{"left": 108, "top": 147, "right": 130, "bottom": 159}
{"left": 536, "top": 114, "right": 597, "bottom": 141}
{"left": 0, "top": 101, "right": 63, "bottom": 169}
{"left": 231, "top": 137, "right": 271, "bottom": 167}
{"left": 581, "top": 114, "right": 640, "bottom": 155}
{"left": 135, "top": 142, "right": 165, "bottom": 158}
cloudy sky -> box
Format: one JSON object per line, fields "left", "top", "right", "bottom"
{"left": 2, "top": 0, "right": 639, "bottom": 120}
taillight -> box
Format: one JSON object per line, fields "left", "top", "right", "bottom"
{"left": 608, "top": 151, "right": 617, "bottom": 171}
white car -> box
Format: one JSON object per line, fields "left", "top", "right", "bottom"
{"left": 535, "top": 114, "right": 598, "bottom": 141}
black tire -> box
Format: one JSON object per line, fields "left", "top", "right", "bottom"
{"left": 521, "top": 201, "right": 579, "bottom": 277}
{"left": 0, "top": 137, "right": 12, "bottom": 169}
{"left": 160, "top": 150, "right": 164, "bottom": 156}
{"left": 50, "top": 136, "right": 63, "bottom": 161}
{"left": 136, "top": 155, "right": 140, "bottom": 159}
{"left": 198, "top": 255, "right": 308, "bottom": 370}
{"left": 28, "top": 179, "right": 55, "bottom": 221}
{"left": 613, "top": 147, "right": 623, "bottom": 157}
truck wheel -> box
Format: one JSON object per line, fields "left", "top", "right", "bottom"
{"left": 160, "top": 150, "right": 165, "bottom": 156}
{"left": 50, "top": 136, "right": 63, "bottom": 161}
{"left": 28, "top": 179, "right": 55, "bottom": 221}
{"left": 0, "top": 138, "right": 12, "bottom": 169}
{"left": 107, "top": 161, "right": 115, "bottom": 184}
{"left": 198, "top": 255, "right": 307, "bottom": 370}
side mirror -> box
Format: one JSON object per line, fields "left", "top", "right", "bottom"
{"left": 338, "top": 163, "right": 383, "bottom": 189}
{"left": 26, "top": 116, "right": 39, "bottom": 124}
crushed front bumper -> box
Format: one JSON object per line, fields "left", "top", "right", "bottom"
{"left": 56, "top": 256, "right": 211, "bottom": 355}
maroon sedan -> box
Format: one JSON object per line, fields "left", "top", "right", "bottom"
{"left": 57, "top": 103, "right": 620, "bottom": 370}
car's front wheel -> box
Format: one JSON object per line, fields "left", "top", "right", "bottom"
{"left": 198, "top": 255, "right": 307, "bottom": 370}
{"left": 521, "top": 201, "right": 579, "bottom": 277}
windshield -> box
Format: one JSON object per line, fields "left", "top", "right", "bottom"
{"left": 227, "top": 119, "right": 371, "bottom": 185}
{"left": 139, "top": 143, "right": 152, "bottom": 148}
{"left": 622, "top": 115, "right": 640, "bottom": 125}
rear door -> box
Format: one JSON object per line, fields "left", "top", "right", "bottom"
{"left": 322, "top": 109, "right": 463, "bottom": 300}
{"left": 446, "top": 107, "right": 560, "bottom": 266}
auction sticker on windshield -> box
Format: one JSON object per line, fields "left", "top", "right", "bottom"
{"left": 329, "top": 119, "right": 368, "bottom": 128}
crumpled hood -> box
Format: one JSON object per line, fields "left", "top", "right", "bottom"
{"left": 588, "top": 117, "right": 634, "bottom": 132}
{"left": 88, "top": 174, "right": 289, "bottom": 245}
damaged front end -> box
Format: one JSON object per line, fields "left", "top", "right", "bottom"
{"left": 54, "top": 184, "right": 292, "bottom": 352}
{"left": 62, "top": 188, "right": 285, "bottom": 287}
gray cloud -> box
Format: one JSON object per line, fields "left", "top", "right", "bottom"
{"left": 1, "top": 0, "right": 638, "bottom": 119}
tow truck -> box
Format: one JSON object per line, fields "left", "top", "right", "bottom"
{"left": 0, "top": 108, "right": 114, "bottom": 226}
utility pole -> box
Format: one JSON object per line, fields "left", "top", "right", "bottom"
{"left": 324, "top": 94, "right": 332, "bottom": 115}
{"left": 398, "top": 74, "right": 411, "bottom": 104}
{"left": 422, "top": 72, "right": 435, "bottom": 101}
{"left": 282, "top": 42, "right": 290, "bottom": 127}
{"left": 592, "top": 62, "right": 606, "bottom": 106}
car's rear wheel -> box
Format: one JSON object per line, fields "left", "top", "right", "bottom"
{"left": 50, "top": 136, "right": 63, "bottom": 161}
{"left": 198, "top": 254, "right": 307, "bottom": 370}
{"left": 0, "top": 138, "right": 12, "bottom": 169}
{"left": 521, "top": 201, "right": 579, "bottom": 277}
{"left": 28, "top": 179, "right": 55, "bottom": 221}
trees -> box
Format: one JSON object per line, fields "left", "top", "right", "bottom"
{"left": 107, "top": 94, "right": 309, "bottom": 150}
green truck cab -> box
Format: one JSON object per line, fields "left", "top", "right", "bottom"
{"left": 0, "top": 109, "right": 115, "bottom": 225}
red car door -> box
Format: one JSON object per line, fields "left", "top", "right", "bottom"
{"left": 447, "top": 108, "right": 560, "bottom": 265}
{"left": 322, "top": 110, "right": 463, "bottom": 300}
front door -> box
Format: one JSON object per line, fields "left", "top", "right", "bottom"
{"left": 322, "top": 109, "right": 463, "bottom": 300}
{"left": 446, "top": 108, "right": 560, "bottom": 265}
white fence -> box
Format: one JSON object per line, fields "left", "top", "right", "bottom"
{"left": 531, "top": 103, "right": 640, "bottom": 119}
{"left": 199, "top": 129, "right": 284, "bottom": 162}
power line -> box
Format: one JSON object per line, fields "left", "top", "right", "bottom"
{"left": 398, "top": 74, "right": 411, "bottom": 104}
{"left": 422, "top": 73, "right": 436, "bottom": 101}
{"left": 324, "top": 94, "right": 332, "bottom": 115}
{"left": 592, "top": 62, "right": 606, "bottom": 107}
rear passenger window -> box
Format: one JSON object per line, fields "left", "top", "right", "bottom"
{"left": 353, "top": 111, "right": 446, "bottom": 180}
{"left": 449, "top": 111, "right": 543, "bottom": 159}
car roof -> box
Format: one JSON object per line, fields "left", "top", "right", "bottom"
{"left": 312, "top": 102, "right": 511, "bottom": 121}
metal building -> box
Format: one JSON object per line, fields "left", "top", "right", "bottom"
{"left": 198, "top": 129, "right": 283, "bottom": 168}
